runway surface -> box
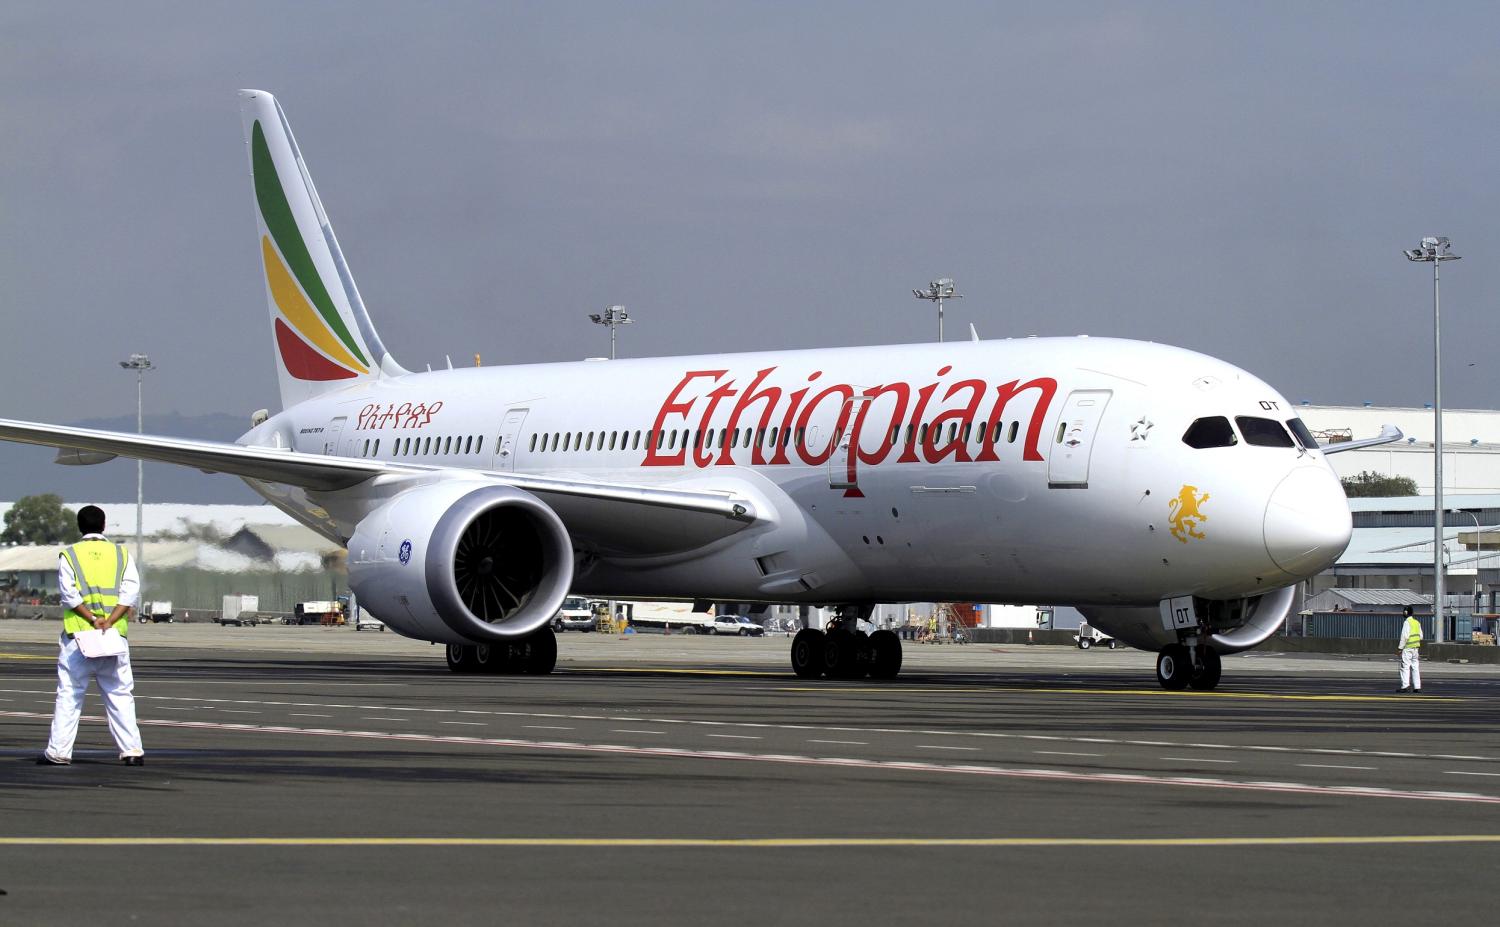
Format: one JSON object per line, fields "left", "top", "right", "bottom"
{"left": 3, "top": 622, "right": 1498, "bottom": 925}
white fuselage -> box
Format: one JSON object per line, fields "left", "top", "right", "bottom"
{"left": 239, "top": 336, "right": 1351, "bottom": 609}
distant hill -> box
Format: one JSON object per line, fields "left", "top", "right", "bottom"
{"left": 0, "top": 412, "right": 263, "bottom": 504}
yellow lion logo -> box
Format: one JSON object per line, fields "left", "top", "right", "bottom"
{"left": 1168, "top": 485, "right": 1210, "bottom": 543}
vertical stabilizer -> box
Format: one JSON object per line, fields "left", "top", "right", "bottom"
{"left": 238, "top": 90, "right": 407, "bottom": 409}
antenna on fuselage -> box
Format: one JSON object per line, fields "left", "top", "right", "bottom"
{"left": 969, "top": 323, "right": 980, "bottom": 343}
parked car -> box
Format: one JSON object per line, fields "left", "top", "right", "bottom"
{"left": 713, "top": 615, "right": 765, "bottom": 636}
{"left": 552, "top": 596, "right": 597, "bottom": 632}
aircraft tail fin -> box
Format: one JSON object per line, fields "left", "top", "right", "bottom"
{"left": 238, "top": 90, "right": 407, "bottom": 409}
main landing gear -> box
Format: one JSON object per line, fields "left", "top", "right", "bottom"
{"left": 790, "top": 606, "right": 902, "bottom": 680}
{"left": 1155, "top": 642, "right": 1221, "bottom": 691}
{"left": 445, "top": 627, "right": 558, "bottom": 675}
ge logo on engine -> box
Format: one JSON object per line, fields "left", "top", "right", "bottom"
{"left": 398, "top": 539, "right": 413, "bottom": 565}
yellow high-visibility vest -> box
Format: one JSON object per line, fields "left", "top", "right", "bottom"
{"left": 1403, "top": 616, "right": 1422, "bottom": 649}
{"left": 60, "top": 540, "right": 129, "bottom": 637}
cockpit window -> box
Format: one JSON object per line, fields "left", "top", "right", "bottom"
{"left": 1236, "top": 416, "right": 1295, "bottom": 448}
{"left": 1286, "top": 418, "right": 1318, "bottom": 450}
{"left": 1182, "top": 416, "right": 1237, "bottom": 449}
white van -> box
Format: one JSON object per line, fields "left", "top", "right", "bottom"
{"left": 552, "top": 596, "right": 597, "bottom": 632}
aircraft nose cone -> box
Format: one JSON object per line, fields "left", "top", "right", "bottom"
{"left": 1263, "top": 467, "right": 1352, "bottom": 576}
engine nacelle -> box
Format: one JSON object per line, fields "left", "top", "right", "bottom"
{"left": 348, "top": 481, "right": 574, "bottom": 645}
{"left": 1078, "top": 584, "right": 1298, "bottom": 654}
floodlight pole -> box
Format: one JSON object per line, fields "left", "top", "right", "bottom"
{"left": 587, "top": 305, "right": 632, "bottom": 360}
{"left": 118, "top": 353, "right": 154, "bottom": 585}
{"left": 912, "top": 278, "right": 961, "bottom": 343}
{"left": 1405, "top": 238, "right": 1459, "bottom": 642}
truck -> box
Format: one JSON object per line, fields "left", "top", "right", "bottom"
{"left": 618, "top": 601, "right": 717, "bottom": 633}
{"left": 220, "top": 594, "right": 260, "bottom": 627}
{"left": 550, "top": 596, "right": 598, "bottom": 632}
{"left": 293, "top": 600, "right": 342, "bottom": 625}
{"left": 139, "top": 601, "right": 174, "bottom": 623}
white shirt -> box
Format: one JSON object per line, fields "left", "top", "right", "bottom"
{"left": 58, "top": 534, "right": 141, "bottom": 610}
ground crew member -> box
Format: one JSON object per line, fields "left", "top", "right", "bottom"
{"left": 38, "top": 505, "right": 145, "bottom": 766}
{"left": 1397, "top": 605, "right": 1423, "bottom": 694}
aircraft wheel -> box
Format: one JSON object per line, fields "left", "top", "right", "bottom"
{"left": 445, "top": 643, "right": 478, "bottom": 674}
{"left": 1107, "top": 639, "right": 1118, "bottom": 650}
{"left": 1188, "top": 649, "right": 1222, "bottom": 690}
{"left": 869, "top": 629, "right": 902, "bottom": 680}
{"left": 523, "top": 627, "right": 558, "bottom": 675}
{"left": 1079, "top": 637, "right": 1092, "bottom": 650}
{"left": 1156, "top": 644, "right": 1191, "bottom": 691}
{"left": 822, "top": 630, "right": 862, "bottom": 679}
{"left": 791, "top": 629, "right": 824, "bottom": 678}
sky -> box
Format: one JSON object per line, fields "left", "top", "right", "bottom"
{"left": 4, "top": 2, "right": 1500, "bottom": 431}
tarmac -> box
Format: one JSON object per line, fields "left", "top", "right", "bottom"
{"left": 3, "top": 620, "right": 1499, "bottom": 926}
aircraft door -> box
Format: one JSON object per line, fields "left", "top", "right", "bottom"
{"left": 827, "top": 396, "right": 871, "bottom": 492}
{"left": 1047, "top": 390, "right": 1112, "bottom": 487}
{"left": 493, "top": 408, "right": 529, "bottom": 471}
{"left": 322, "top": 416, "right": 346, "bottom": 456}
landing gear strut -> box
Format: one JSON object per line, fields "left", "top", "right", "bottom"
{"left": 445, "top": 627, "right": 558, "bottom": 675}
{"left": 789, "top": 606, "right": 902, "bottom": 680}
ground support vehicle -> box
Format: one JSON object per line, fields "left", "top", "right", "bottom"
{"left": 1074, "top": 621, "right": 1118, "bottom": 650}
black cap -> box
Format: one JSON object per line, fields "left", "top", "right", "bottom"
{"left": 1403, "top": 605, "right": 1414, "bottom": 617}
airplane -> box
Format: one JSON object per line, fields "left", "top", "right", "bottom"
{"left": 0, "top": 91, "right": 1399, "bottom": 690}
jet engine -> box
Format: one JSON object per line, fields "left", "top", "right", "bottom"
{"left": 1077, "top": 584, "right": 1298, "bottom": 654}
{"left": 347, "top": 481, "right": 574, "bottom": 645}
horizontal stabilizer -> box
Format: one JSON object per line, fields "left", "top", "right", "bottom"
{"left": 1320, "top": 424, "right": 1403, "bottom": 455}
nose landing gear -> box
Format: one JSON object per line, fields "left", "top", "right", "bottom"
{"left": 1155, "top": 642, "right": 1222, "bottom": 691}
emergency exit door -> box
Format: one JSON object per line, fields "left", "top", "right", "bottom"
{"left": 1047, "top": 390, "right": 1112, "bottom": 487}
{"left": 493, "top": 408, "right": 529, "bottom": 471}
{"left": 322, "top": 416, "right": 346, "bottom": 456}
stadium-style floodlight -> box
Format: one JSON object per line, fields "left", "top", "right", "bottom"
{"left": 1404, "top": 237, "right": 1460, "bottom": 642}
{"left": 118, "top": 353, "right": 155, "bottom": 581}
{"left": 588, "top": 305, "right": 633, "bottom": 360}
{"left": 912, "top": 278, "right": 961, "bottom": 342}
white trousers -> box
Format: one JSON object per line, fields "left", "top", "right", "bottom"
{"left": 1400, "top": 648, "right": 1422, "bottom": 691}
{"left": 45, "top": 634, "right": 144, "bottom": 760}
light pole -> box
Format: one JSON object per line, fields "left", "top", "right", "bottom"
{"left": 1404, "top": 237, "right": 1460, "bottom": 642}
{"left": 912, "top": 278, "right": 961, "bottom": 343}
{"left": 118, "top": 353, "right": 154, "bottom": 584}
{"left": 1463, "top": 511, "right": 1486, "bottom": 614}
{"left": 587, "top": 306, "right": 632, "bottom": 360}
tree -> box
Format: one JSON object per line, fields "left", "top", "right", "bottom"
{"left": 1, "top": 494, "right": 80, "bottom": 545}
{"left": 1341, "top": 471, "right": 1419, "bottom": 498}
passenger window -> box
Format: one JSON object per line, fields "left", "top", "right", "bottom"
{"left": 1236, "top": 416, "right": 1295, "bottom": 448}
{"left": 444, "top": 436, "right": 453, "bottom": 455}
{"left": 1055, "top": 422, "right": 1068, "bottom": 444}
{"left": 1182, "top": 417, "right": 1238, "bottom": 449}
{"left": 1286, "top": 418, "right": 1318, "bottom": 450}
{"left": 373, "top": 438, "right": 380, "bottom": 456}
{"left": 563, "top": 433, "right": 571, "bottom": 452}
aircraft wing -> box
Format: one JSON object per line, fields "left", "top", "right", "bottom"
{"left": 1319, "top": 423, "right": 1403, "bottom": 455}
{"left": 0, "top": 419, "right": 761, "bottom": 546}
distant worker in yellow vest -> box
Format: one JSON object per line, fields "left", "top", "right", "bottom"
{"left": 38, "top": 505, "right": 145, "bottom": 766}
{"left": 1397, "top": 605, "right": 1423, "bottom": 694}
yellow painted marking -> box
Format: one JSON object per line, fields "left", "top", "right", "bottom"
{"left": 0, "top": 652, "right": 51, "bottom": 661}
{"left": 584, "top": 667, "right": 784, "bottom": 677}
{"left": 2, "top": 835, "right": 1500, "bottom": 848}
{"left": 262, "top": 236, "right": 368, "bottom": 373}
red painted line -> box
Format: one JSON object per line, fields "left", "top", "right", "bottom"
{"left": 5, "top": 710, "right": 1498, "bottom": 806}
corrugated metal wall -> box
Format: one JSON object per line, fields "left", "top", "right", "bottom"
{"left": 139, "top": 568, "right": 345, "bottom": 614}
{"left": 1303, "top": 611, "right": 1474, "bottom": 641}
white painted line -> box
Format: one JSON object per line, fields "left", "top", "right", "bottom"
{"left": 1036, "top": 751, "right": 1104, "bottom": 758}
{"left": 5, "top": 709, "right": 1498, "bottom": 806}
{"left": 1299, "top": 764, "right": 1378, "bottom": 771}
{"left": 363, "top": 718, "right": 403, "bottom": 722}
{"left": 706, "top": 734, "right": 761, "bottom": 740}
{"left": 918, "top": 745, "right": 980, "bottom": 752}
{"left": 441, "top": 721, "right": 486, "bottom": 727}
{"left": 290, "top": 713, "right": 332, "bottom": 718}
{"left": 156, "top": 707, "right": 195, "bottom": 712}
{"left": 612, "top": 729, "right": 666, "bottom": 735}
{"left": 810, "top": 740, "right": 868, "bottom": 746}
{"left": 220, "top": 710, "right": 259, "bottom": 715}
{"left": 1445, "top": 771, "right": 1500, "bottom": 778}
{"left": 1161, "top": 757, "right": 1237, "bottom": 764}
{"left": 524, "top": 725, "right": 574, "bottom": 731}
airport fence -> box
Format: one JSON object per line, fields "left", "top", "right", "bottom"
{"left": 1297, "top": 610, "right": 1479, "bottom": 642}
